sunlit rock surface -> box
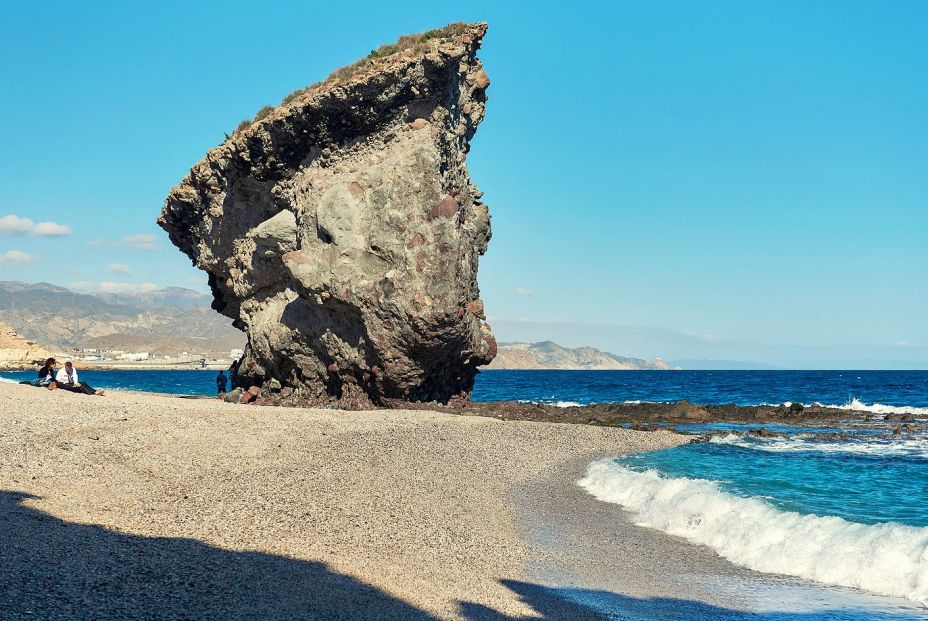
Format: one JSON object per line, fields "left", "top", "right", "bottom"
{"left": 159, "top": 23, "right": 495, "bottom": 408}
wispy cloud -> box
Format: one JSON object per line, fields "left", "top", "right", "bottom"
{"left": 0, "top": 250, "right": 38, "bottom": 263}
{"left": 0, "top": 214, "right": 71, "bottom": 237}
{"left": 680, "top": 329, "right": 720, "bottom": 342}
{"left": 90, "top": 234, "right": 157, "bottom": 251}
{"left": 70, "top": 281, "right": 159, "bottom": 294}
{"left": 515, "top": 287, "right": 537, "bottom": 297}
{"left": 108, "top": 263, "right": 132, "bottom": 275}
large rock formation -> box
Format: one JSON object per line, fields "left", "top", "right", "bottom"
{"left": 159, "top": 23, "right": 496, "bottom": 408}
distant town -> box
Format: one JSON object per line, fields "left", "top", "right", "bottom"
{"left": 70, "top": 347, "right": 245, "bottom": 370}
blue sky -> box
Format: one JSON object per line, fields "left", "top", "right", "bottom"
{"left": 1, "top": 1, "right": 925, "bottom": 368}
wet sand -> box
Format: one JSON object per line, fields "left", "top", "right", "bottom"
{"left": 514, "top": 458, "right": 928, "bottom": 620}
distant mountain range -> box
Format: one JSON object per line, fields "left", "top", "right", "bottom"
{"left": 0, "top": 281, "right": 243, "bottom": 356}
{"left": 1, "top": 282, "right": 679, "bottom": 368}
{"left": 487, "top": 341, "right": 676, "bottom": 370}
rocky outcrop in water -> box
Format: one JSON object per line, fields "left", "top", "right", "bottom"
{"left": 159, "top": 23, "right": 495, "bottom": 408}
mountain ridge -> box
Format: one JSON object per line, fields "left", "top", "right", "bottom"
{"left": 1, "top": 282, "right": 677, "bottom": 369}
{"left": 488, "top": 341, "right": 676, "bottom": 370}
{"left": 0, "top": 281, "right": 243, "bottom": 356}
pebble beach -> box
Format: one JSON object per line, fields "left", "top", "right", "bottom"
{"left": 0, "top": 382, "right": 688, "bottom": 620}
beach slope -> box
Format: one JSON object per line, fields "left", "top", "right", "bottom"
{"left": 0, "top": 383, "right": 685, "bottom": 620}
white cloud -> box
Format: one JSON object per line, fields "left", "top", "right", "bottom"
{"left": 33, "top": 221, "right": 72, "bottom": 237}
{"left": 70, "top": 281, "right": 159, "bottom": 294}
{"left": 515, "top": 287, "right": 537, "bottom": 297}
{"left": 108, "top": 263, "right": 132, "bottom": 275}
{"left": 0, "top": 215, "right": 35, "bottom": 235}
{"left": 90, "top": 234, "right": 157, "bottom": 251}
{"left": 0, "top": 214, "right": 71, "bottom": 237}
{"left": 0, "top": 250, "right": 38, "bottom": 263}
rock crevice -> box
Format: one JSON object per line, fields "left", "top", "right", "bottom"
{"left": 159, "top": 23, "right": 495, "bottom": 408}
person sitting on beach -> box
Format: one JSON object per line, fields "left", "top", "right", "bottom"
{"left": 55, "top": 361, "right": 105, "bottom": 396}
{"left": 216, "top": 370, "right": 228, "bottom": 396}
{"left": 34, "top": 358, "right": 58, "bottom": 388}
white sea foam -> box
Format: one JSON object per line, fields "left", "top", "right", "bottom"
{"left": 825, "top": 398, "right": 928, "bottom": 417}
{"left": 710, "top": 433, "right": 928, "bottom": 458}
{"left": 579, "top": 459, "right": 928, "bottom": 606}
{"left": 741, "top": 398, "right": 928, "bottom": 416}
{"left": 0, "top": 376, "right": 18, "bottom": 384}
{"left": 517, "top": 399, "right": 588, "bottom": 408}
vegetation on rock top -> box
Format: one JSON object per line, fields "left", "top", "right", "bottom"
{"left": 233, "top": 22, "right": 475, "bottom": 135}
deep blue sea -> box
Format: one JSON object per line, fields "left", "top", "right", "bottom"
{"left": 3, "top": 367, "right": 928, "bottom": 615}
{"left": 3, "top": 368, "right": 925, "bottom": 406}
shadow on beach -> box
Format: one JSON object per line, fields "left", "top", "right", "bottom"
{"left": 0, "top": 491, "right": 921, "bottom": 621}
{"left": 462, "top": 580, "right": 927, "bottom": 621}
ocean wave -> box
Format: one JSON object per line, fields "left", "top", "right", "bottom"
{"left": 0, "top": 376, "right": 19, "bottom": 384}
{"left": 751, "top": 399, "right": 928, "bottom": 416}
{"left": 579, "top": 459, "right": 928, "bottom": 606}
{"left": 823, "top": 398, "right": 928, "bottom": 417}
{"left": 709, "top": 433, "right": 928, "bottom": 458}
{"left": 516, "top": 399, "right": 587, "bottom": 408}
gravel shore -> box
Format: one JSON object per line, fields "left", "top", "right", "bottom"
{"left": 0, "top": 382, "right": 686, "bottom": 620}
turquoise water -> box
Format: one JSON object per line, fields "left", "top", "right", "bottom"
{"left": 580, "top": 421, "right": 928, "bottom": 610}
{"left": 622, "top": 435, "right": 928, "bottom": 527}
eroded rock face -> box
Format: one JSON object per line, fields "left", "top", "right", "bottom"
{"left": 159, "top": 23, "right": 495, "bottom": 408}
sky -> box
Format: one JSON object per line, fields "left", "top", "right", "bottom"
{"left": 1, "top": 1, "right": 926, "bottom": 368}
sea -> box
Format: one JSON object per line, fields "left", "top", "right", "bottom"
{"left": 3, "top": 368, "right": 928, "bottom": 617}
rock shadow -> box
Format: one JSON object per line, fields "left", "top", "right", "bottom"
{"left": 2, "top": 492, "right": 919, "bottom": 620}
{"left": 0, "top": 490, "right": 434, "bottom": 621}
{"left": 460, "top": 579, "right": 927, "bottom": 621}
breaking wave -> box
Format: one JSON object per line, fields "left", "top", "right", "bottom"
{"left": 825, "top": 398, "right": 928, "bottom": 417}
{"left": 579, "top": 459, "right": 928, "bottom": 606}
{"left": 710, "top": 433, "right": 928, "bottom": 459}
{"left": 748, "top": 398, "right": 928, "bottom": 416}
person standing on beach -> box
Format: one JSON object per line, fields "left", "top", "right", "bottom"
{"left": 55, "top": 361, "right": 105, "bottom": 396}
{"left": 216, "top": 370, "right": 228, "bottom": 396}
{"left": 229, "top": 360, "right": 240, "bottom": 389}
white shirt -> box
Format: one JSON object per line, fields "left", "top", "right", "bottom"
{"left": 56, "top": 367, "right": 79, "bottom": 385}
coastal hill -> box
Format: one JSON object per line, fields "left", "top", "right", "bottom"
{"left": 0, "top": 281, "right": 242, "bottom": 357}
{"left": 487, "top": 341, "right": 675, "bottom": 370}
{"left": 0, "top": 320, "right": 54, "bottom": 369}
